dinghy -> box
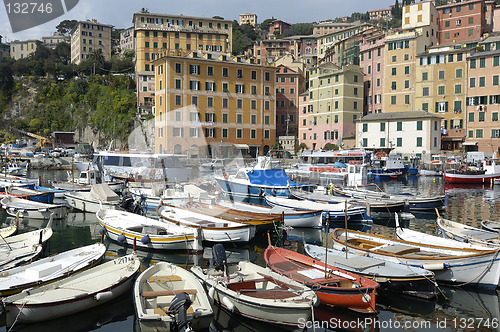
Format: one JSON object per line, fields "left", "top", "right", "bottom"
{"left": 191, "top": 244, "right": 318, "bottom": 327}
{"left": 7, "top": 186, "right": 54, "bottom": 204}
{"left": 65, "top": 184, "right": 120, "bottom": 213}
{"left": 437, "top": 214, "right": 500, "bottom": 248}
{"left": 481, "top": 220, "right": 500, "bottom": 233}
{"left": 1, "top": 196, "right": 67, "bottom": 219}
{"left": 135, "top": 262, "right": 214, "bottom": 331}
{"left": 3, "top": 253, "right": 140, "bottom": 327}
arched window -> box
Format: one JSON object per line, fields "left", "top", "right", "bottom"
{"left": 174, "top": 144, "right": 182, "bottom": 154}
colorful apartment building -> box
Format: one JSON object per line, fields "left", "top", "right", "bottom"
{"left": 268, "top": 20, "right": 292, "bottom": 36}
{"left": 153, "top": 51, "right": 276, "bottom": 157}
{"left": 316, "top": 23, "right": 372, "bottom": 62}
{"left": 415, "top": 45, "right": 472, "bottom": 151}
{"left": 9, "top": 40, "right": 39, "bottom": 60}
{"left": 465, "top": 44, "right": 500, "bottom": 153}
{"left": 70, "top": 19, "right": 113, "bottom": 65}
{"left": 369, "top": 8, "right": 392, "bottom": 21}
{"left": 313, "top": 21, "right": 355, "bottom": 36}
{"left": 249, "top": 38, "right": 299, "bottom": 65}
{"left": 41, "top": 33, "right": 69, "bottom": 49}
{"left": 301, "top": 63, "right": 364, "bottom": 150}
{"left": 360, "top": 31, "right": 386, "bottom": 115}
{"left": 437, "top": 0, "right": 494, "bottom": 45}
{"left": 240, "top": 13, "right": 257, "bottom": 27}
{"left": 294, "top": 35, "right": 318, "bottom": 68}
{"left": 133, "top": 13, "right": 233, "bottom": 115}
{"left": 119, "top": 27, "right": 135, "bottom": 55}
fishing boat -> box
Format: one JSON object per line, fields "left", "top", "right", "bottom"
{"left": 331, "top": 228, "right": 500, "bottom": 290}
{"left": 2, "top": 253, "right": 141, "bottom": 327}
{"left": 134, "top": 262, "right": 214, "bottom": 332}
{"left": 53, "top": 168, "right": 124, "bottom": 193}
{"left": 290, "top": 187, "right": 406, "bottom": 213}
{"left": 0, "top": 173, "right": 38, "bottom": 188}
{"left": 182, "top": 200, "right": 281, "bottom": 230}
{"left": 264, "top": 245, "right": 378, "bottom": 313}
{"left": 1, "top": 196, "right": 67, "bottom": 219}
{"left": 0, "top": 243, "right": 106, "bottom": 296}
{"left": 332, "top": 186, "right": 446, "bottom": 211}
{"left": 265, "top": 194, "right": 368, "bottom": 222}
{"left": 304, "top": 244, "right": 437, "bottom": 299}
{"left": 65, "top": 184, "right": 120, "bottom": 213}
{"left": 7, "top": 186, "right": 54, "bottom": 204}
{"left": 437, "top": 214, "right": 500, "bottom": 248}
{"left": 1, "top": 161, "right": 28, "bottom": 176}
{"left": 33, "top": 185, "right": 67, "bottom": 199}
{"left": 216, "top": 198, "right": 323, "bottom": 228}
{"left": 0, "top": 216, "right": 19, "bottom": 239}
{"left": 214, "top": 156, "right": 313, "bottom": 198}
{"left": 481, "top": 220, "right": 500, "bottom": 233}
{"left": 96, "top": 209, "right": 202, "bottom": 252}
{"left": 191, "top": 244, "right": 318, "bottom": 327}
{"left": 444, "top": 159, "right": 500, "bottom": 184}
{"left": 157, "top": 203, "right": 256, "bottom": 243}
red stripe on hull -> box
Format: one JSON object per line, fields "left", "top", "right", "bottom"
{"left": 444, "top": 173, "right": 500, "bottom": 184}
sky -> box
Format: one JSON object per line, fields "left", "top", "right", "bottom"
{"left": 1, "top": 0, "right": 395, "bottom": 42}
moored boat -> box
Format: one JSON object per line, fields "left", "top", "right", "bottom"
{"left": 134, "top": 261, "right": 214, "bottom": 331}
{"left": 97, "top": 209, "right": 202, "bottom": 252}
{"left": 304, "top": 243, "right": 437, "bottom": 299}
{"left": 444, "top": 159, "right": 500, "bottom": 184}
{"left": 0, "top": 243, "right": 106, "bottom": 296}
{"left": 1, "top": 196, "right": 66, "bottom": 219}
{"left": 157, "top": 203, "right": 256, "bottom": 243}
{"left": 191, "top": 244, "right": 318, "bottom": 327}
{"left": 264, "top": 245, "right": 378, "bottom": 313}
{"left": 7, "top": 186, "right": 54, "bottom": 204}
{"left": 331, "top": 228, "right": 500, "bottom": 290}
{"left": 437, "top": 214, "right": 500, "bottom": 248}
{"left": 65, "top": 184, "right": 120, "bottom": 213}
{"left": 2, "top": 253, "right": 141, "bottom": 327}
{"left": 481, "top": 220, "right": 500, "bottom": 233}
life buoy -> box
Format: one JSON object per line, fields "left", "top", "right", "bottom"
{"left": 223, "top": 172, "right": 229, "bottom": 180}
{"left": 375, "top": 152, "right": 387, "bottom": 159}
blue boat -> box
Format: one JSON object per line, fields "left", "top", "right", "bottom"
{"left": 34, "top": 185, "right": 67, "bottom": 199}
{"left": 7, "top": 186, "right": 54, "bottom": 204}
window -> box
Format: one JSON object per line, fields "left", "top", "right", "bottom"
{"left": 250, "top": 129, "right": 256, "bottom": 139}
{"left": 380, "top": 123, "right": 385, "bottom": 131}
{"left": 237, "top": 99, "right": 243, "bottom": 109}
{"left": 476, "top": 129, "right": 483, "bottom": 138}
{"left": 480, "top": 58, "right": 486, "bottom": 68}
{"left": 380, "top": 138, "right": 385, "bottom": 147}
{"left": 438, "top": 86, "right": 445, "bottom": 95}
{"left": 416, "top": 137, "right": 422, "bottom": 147}
{"left": 405, "top": 80, "right": 409, "bottom": 89}
{"left": 222, "top": 68, "right": 228, "bottom": 77}
{"left": 492, "top": 129, "right": 500, "bottom": 138}
{"left": 189, "top": 80, "right": 200, "bottom": 90}
{"left": 423, "top": 87, "right": 429, "bottom": 96}
{"left": 469, "top": 112, "right": 474, "bottom": 122}
{"left": 439, "top": 71, "right": 445, "bottom": 80}
{"left": 205, "top": 128, "right": 215, "bottom": 138}
{"left": 417, "top": 121, "right": 423, "bottom": 130}
{"left": 205, "top": 113, "right": 215, "bottom": 123}
{"left": 237, "top": 69, "right": 243, "bottom": 79}
{"left": 251, "top": 100, "right": 257, "bottom": 110}
{"left": 264, "top": 101, "right": 270, "bottom": 110}
{"left": 470, "top": 59, "right": 476, "bottom": 69}
{"left": 207, "top": 97, "right": 213, "bottom": 108}
{"left": 175, "top": 95, "right": 182, "bottom": 106}
{"left": 479, "top": 112, "right": 485, "bottom": 122}
{"left": 391, "top": 68, "right": 397, "bottom": 76}
{"left": 455, "top": 68, "right": 462, "bottom": 78}
{"left": 404, "top": 66, "right": 409, "bottom": 75}
{"left": 191, "top": 96, "right": 198, "bottom": 106}
{"left": 264, "top": 130, "right": 270, "bottom": 139}
{"left": 205, "top": 82, "right": 215, "bottom": 91}
{"left": 391, "top": 96, "right": 396, "bottom": 105}
{"left": 362, "top": 123, "right": 368, "bottom": 132}
{"left": 189, "top": 65, "right": 200, "bottom": 75}
{"left": 175, "top": 63, "right": 182, "bottom": 74}
{"left": 264, "top": 72, "right": 270, "bottom": 81}
{"left": 222, "top": 98, "right": 228, "bottom": 108}
{"left": 391, "top": 81, "right": 397, "bottom": 90}
{"left": 494, "top": 76, "right": 499, "bottom": 86}
{"left": 468, "top": 130, "right": 473, "bottom": 138}
{"left": 454, "top": 100, "right": 462, "bottom": 113}
{"left": 422, "top": 72, "right": 428, "bottom": 81}
{"left": 470, "top": 78, "right": 476, "bottom": 88}
{"left": 237, "top": 114, "right": 243, "bottom": 123}
{"left": 494, "top": 56, "right": 500, "bottom": 67}
{"left": 479, "top": 77, "right": 485, "bottom": 87}
{"left": 455, "top": 84, "right": 462, "bottom": 94}
{"left": 422, "top": 103, "right": 428, "bottom": 111}
{"left": 405, "top": 95, "right": 410, "bottom": 105}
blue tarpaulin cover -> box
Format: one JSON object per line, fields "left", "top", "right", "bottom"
{"left": 246, "top": 169, "right": 302, "bottom": 187}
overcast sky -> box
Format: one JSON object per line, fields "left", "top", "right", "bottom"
{"left": 1, "top": 0, "right": 395, "bottom": 42}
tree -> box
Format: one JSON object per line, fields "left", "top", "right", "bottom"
{"left": 295, "top": 143, "right": 308, "bottom": 153}
{"left": 212, "top": 16, "right": 224, "bottom": 20}
{"left": 56, "top": 20, "right": 78, "bottom": 35}
{"left": 323, "top": 143, "right": 339, "bottom": 151}
{"left": 259, "top": 18, "right": 275, "bottom": 31}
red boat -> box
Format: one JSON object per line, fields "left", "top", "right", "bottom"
{"left": 264, "top": 245, "right": 378, "bottom": 313}
{"left": 444, "top": 160, "right": 500, "bottom": 184}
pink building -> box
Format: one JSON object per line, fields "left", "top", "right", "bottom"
{"left": 359, "top": 31, "right": 385, "bottom": 115}
{"left": 251, "top": 38, "right": 299, "bottom": 65}
{"left": 437, "top": 0, "right": 494, "bottom": 44}
{"left": 268, "top": 20, "right": 292, "bottom": 35}
{"left": 275, "top": 64, "right": 305, "bottom": 137}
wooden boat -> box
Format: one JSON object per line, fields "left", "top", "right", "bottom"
{"left": 65, "top": 184, "right": 120, "bottom": 213}
{"left": 156, "top": 203, "right": 256, "bottom": 243}
{"left": 191, "top": 244, "right": 318, "bottom": 327}
{"left": 444, "top": 159, "right": 500, "bottom": 184}
{"left": 0, "top": 215, "right": 19, "bottom": 239}
{"left": 2, "top": 253, "right": 141, "bottom": 327}
{"left": 481, "top": 220, "right": 500, "bottom": 233}
{"left": 304, "top": 243, "right": 437, "bottom": 299}
{"left": 290, "top": 187, "right": 405, "bottom": 213}
{"left": 265, "top": 194, "right": 368, "bottom": 222}
{"left": 332, "top": 186, "right": 446, "bottom": 211}
{"left": 395, "top": 213, "right": 490, "bottom": 250}
{"left": 264, "top": 245, "right": 378, "bottom": 313}
{"left": 216, "top": 198, "right": 323, "bottom": 228}
{"left": 34, "top": 185, "right": 67, "bottom": 199}
{"left": 96, "top": 209, "right": 202, "bottom": 252}
{"left": 0, "top": 174, "right": 37, "bottom": 188}
{"left": 134, "top": 262, "right": 214, "bottom": 331}
{"left": 1, "top": 196, "right": 67, "bottom": 219}
{"left": 331, "top": 228, "right": 500, "bottom": 290}
{"left": 437, "top": 214, "right": 500, "bottom": 248}
{"left": 0, "top": 243, "right": 106, "bottom": 296}
{"left": 182, "top": 200, "right": 281, "bottom": 230}
{"left": 7, "top": 186, "right": 54, "bottom": 204}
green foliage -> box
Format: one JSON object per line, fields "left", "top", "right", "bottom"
{"left": 56, "top": 20, "right": 78, "bottom": 35}
{"left": 295, "top": 143, "right": 308, "bottom": 153}
{"left": 282, "top": 23, "right": 314, "bottom": 38}
{"left": 323, "top": 143, "right": 339, "bottom": 151}
{"left": 260, "top": 18, "right": 275, "bottom": 31}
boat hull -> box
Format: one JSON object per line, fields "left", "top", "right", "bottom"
{"left": 444, "top": 172, "right": 500, "bottom": 184}
{"left": 1, "top": 197, "right": 66, "bottom": 219}
{"left": 65, "top": 193, "right": 118, "bottom": 213}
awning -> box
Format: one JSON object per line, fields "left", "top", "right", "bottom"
{"left": 462, "top": 141, "right": 478, "bottom": 146}
{"left": 234, "top": 144, "right": 250, "bottom": 149}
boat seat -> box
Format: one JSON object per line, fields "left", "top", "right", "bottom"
{"left": 376, "top": 244, "right": 420, "bottom": 255}
{"left": 148, "top": 275, "right": 183, "bottom": 283}
{"left": 142, "top": 289, "right": 197, "bottom": 298}
{"left": 332, "top": 255, "right": 384, "bottom": 271}
{"left": 228, "top": 279, "right": 256, "bottom": 292}
{"left": 461, "top": 230, "right": 499, "bottom": 240}
{"left": 154, "top": 305, "right": 194, "bottom": 316}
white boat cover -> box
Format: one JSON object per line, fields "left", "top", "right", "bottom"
{"left": 90, "top": 184, "right": 120, "bottom": 203}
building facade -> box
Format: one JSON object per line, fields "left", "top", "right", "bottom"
{"left": 70, "top": 19, "right": 113, "bottom": 65}
{"left": 153, "top": 51, "right": 277, "bottom": 157}
{"left": 369, "top": 8, "right": 392, "bottom": 21}
{"left": 9, "top": 40, "right": 38, "bottom": 60}
{"left": 275, "top": 63, "right": 305, "bottom": 137}
{"left": 119, "top": 27, "right": 135, "bottom": 55}
{"left": 41, "top": 33, "right": 69, "bottom": 49}
{"left": 357, "top": 111, "right": 443, "bottom": 161}
{"left": 133, "top": 13, "right": 233, "bottom": 115}
{"left": 268, "top": 20, "right": 292, "bottom": 36}
{"left": 240, "top": 13, "right": 257, "bottom": 27}
{"left": 313, "top": 21, "right": 355, "bottom": 36}
{"left": 301, "top": 63, "right": 364, "bottom": 150}
{"left": 316, "top": 23, "right": 372, "bottom": 62}
{"left": 360, "top": 31, "right": 385, "bottom": 115}
{"left": 249, "top": 38, "right": 299, "bottom": 65}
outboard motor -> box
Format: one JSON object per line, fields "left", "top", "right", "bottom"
{"left": 121, "top": 193, "right": 135, "bottom": 212}
{"left": 211, "top": 243, "right": 227, "bottom": 271}
{"left": 168, "top": 292, "right": 193, "bottom": 332}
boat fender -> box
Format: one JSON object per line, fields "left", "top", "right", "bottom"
{"left": 94, "top": 291, "right": 113, "bottom": 302}
{"left": 98, "top": 226, "right": 106, "bottom": 235}
{"left": 140, "top": 235, "right": 150, "bottom": 244}
{"left": 421, "top": 263, "right": 445, "bottom": 271}
{"left": 117, "top": 233, "right": 127, "bottom": 243}
{"left": 208, "top": 286, "right": 215, "bottom": 305}
{"left": 221, "top": 296, "right": 234, "bottom": 311}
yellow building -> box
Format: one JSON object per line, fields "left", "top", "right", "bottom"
{"left": 415, "top": 45, "right": 471, "bottom": 151}
{"left": 133, "top": 13, "right": 233, "bottom": 115}
{"left": 153, "top": 51, "right": 277, "bottom": 157}
{"left": 70, "top": 19, "right": 112, "bottom": 65}
{"left": 240, "top": 13, "right": 257, "bottom": 27}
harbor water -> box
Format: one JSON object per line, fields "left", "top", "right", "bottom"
{"left": 0, "top": 169, "right": 499, "bottom": 332}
